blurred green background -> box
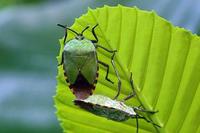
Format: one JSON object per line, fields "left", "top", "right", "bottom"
{"left": 0, "top": 0, "right": 199, "bottom": 133}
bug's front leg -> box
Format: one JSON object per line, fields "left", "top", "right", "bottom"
{"left": 91, "top": 24, "right": 99, "bottom": 43}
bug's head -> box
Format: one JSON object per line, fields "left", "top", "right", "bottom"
{"left": 75, "top": 26, "right": 89, "bottom": 40}
{"left": 57, "top": 24, "right": 90, "bottom": 43}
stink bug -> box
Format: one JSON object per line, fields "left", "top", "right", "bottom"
{"left": 74, "top": 73, "right": 160, "bottom": 133}
{"left": 57, "top": 24, "right": 121, "bottom": 99}
{"left": 74, "top": 95, "right": 160, "bottom": 133}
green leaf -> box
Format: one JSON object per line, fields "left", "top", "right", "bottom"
{"left": 54, "top": 5, "right": 200, "bottom": 133}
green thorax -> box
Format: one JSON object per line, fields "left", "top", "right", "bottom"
{"left": 64, "top": 39, "right": 96, "bottom": 55}
{"left": 63, "top": 38, "right": 98, "bottom": 84}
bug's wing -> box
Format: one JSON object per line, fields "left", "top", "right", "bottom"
{"left": 81, "top": 53, "right": 98, "bottom": 84}
{"left": 63, "top": 53, "right": 79, "bottom": 84}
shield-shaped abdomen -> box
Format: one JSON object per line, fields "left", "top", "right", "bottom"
{"left": 63, "top": 39, "right": 98, "bottom": 99}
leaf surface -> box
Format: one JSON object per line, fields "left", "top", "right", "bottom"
{"left": 55, "top": 5, "right": 200, "bottom": 133}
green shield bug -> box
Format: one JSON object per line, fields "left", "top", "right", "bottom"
{"left": 57, "top": 24, "right": 121, "bottom": 99}
{"left": 74, "top": 73, "right": 160, "bottom": 133}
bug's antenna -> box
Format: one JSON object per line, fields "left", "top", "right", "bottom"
{"left": 57, "top": 24, "right": 66, "bottom": 29}
{"left": 57, "top": 24, "right": 79, "bottom": 36}
{"left": 57, "top": 24, "right": 67, "bottom": 44}
{"left": 81, "top": 26, "right": 90, "bottom": 35}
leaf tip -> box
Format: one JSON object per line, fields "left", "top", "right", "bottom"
{"left": 133, "top": 6, "right": 138, "bottom": 9}
{"left": 87, "top": 7, "right": 93, "bottom": 12}
{"left": 103, "top": 5, "right": 109, "bottom": 9}
{"left": 151, "top": 10, "right": 157, "bottom": 16}
{"left": 117, "top": 4, "right": 122, "bottom": 7}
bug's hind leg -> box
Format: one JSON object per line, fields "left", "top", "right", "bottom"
{"left": 98, "top": 60, "right": 114, "bottom": 84}
{"left": 122, "top": 72, "right": 136, "bottom": 101}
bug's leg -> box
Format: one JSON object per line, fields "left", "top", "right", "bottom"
{"left": 96, "top": 44, "right": 117, "bottom": 53}
{"left": 136, "top": 115, "right": 139, "bottom": 133}
{"left": 109, "top": 51, "right": 121, "bottom": 100}
{"left": 98, "top": 60, "right": 114, "bottom": 84}
{"left": 91, "top": 24, "right": 117, "bottom": 53}
{"left": 91, "top": 24, "right": 99, "bottom": 43}
{"left": 134, "top": 107, "right": 161, "bottom": 131}
{"left": 122, "top": 93, "right": 136, "bottom": 102}
{"left": 122, "top": 72, "right": 136, "bottom": 101}
{"left": 129, "top": 72, "right": 135, "bottom": 93}
{"left": 133, "top": 107, "right": 159, "bottom": 114}
{"left": 137, "top": 116, "right": 161, "bottom": 128}
{"left": 58, "top": 52, "right": 64, "bottom": 66}
{"left": 91, "top": 27, "right": 121, "bottom": 99}
{"left": 96, "top": 48, "right": 121, "bottom": 99}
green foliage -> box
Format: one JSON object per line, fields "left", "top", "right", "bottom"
{"left": 55, "top": 5, "right": 200, "bottom": 133}
{"left": 0, "top": 0, "right": 43, "bottom": 8}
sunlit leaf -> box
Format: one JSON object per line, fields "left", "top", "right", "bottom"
{"left": 55, "top": 5, "right": 200, "bottom": 133}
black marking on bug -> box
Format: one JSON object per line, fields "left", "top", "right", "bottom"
{"left": 65, "top": 77, "right": 69, "bottom": 83}
{"left": 94, "top": 80, "right": 98, "bottom": 84}
{"left": 96, "top": 72, "right": 99, "bottom": 78}
{"left": 69, "top": 84, "right": 73, "bottom": 89}
{"left": 64, "top": 72, "right": 67, "bottom": 76}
